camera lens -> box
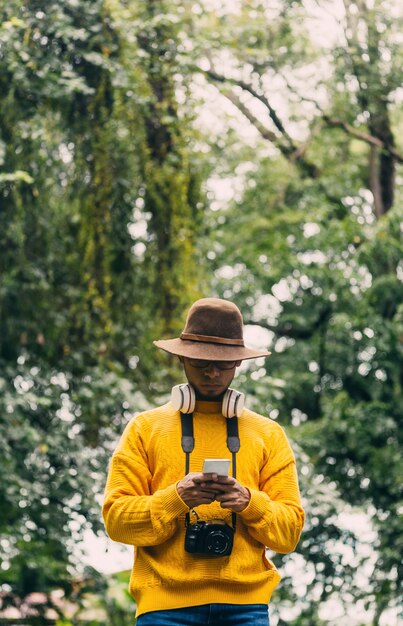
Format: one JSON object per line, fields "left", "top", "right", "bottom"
{"left": 207, "top": 530, "right": 229, "bottom": 555}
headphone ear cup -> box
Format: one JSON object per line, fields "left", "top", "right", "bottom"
{"left": 171, "top": 384, "right": 196, "bottom": 414}
{"left": 222, "top": 388, "right": 245, "bottom": 418}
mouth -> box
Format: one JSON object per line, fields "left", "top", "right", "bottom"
{"left": 200, "top": 383, "right": 222, "bottom": 391}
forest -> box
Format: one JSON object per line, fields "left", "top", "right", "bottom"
{"left": 0, "top": 0, "right": 402, "bottom": 624}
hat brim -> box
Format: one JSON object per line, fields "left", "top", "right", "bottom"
{"left": 153, "top": 338, "right": 270, "bottom": 361}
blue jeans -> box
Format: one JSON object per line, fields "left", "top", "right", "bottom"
{"left": 136, "top": 603, "right": 270, "bottom": 626}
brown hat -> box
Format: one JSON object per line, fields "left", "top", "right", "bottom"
{"left": 153, "top": 297, "right": 270, "bottom": 361}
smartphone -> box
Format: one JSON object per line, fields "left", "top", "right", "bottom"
{"left": 202, "top": 458, "right": 231, "bottom": 476}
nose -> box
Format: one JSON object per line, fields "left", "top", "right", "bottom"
{"left": 204, "top": 362, "right": 220, "bottom": 378}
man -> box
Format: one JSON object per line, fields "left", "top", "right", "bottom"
{"left": 103, "top": 298, "right": 304, "bottom": 626}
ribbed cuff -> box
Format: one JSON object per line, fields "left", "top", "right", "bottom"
{"left": 155, "top": 483, "right": 189, "bottom": 520}
{"left": 239, "top": 488, "right": 273, "bottom": 524}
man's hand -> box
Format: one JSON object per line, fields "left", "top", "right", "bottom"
{"left": 193, "top": 474, "right": 251, "bottom": 512}
{"left": 177, "top": 472, "right": 218, "bottom": 509}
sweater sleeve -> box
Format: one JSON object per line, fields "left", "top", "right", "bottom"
{"left": 102, "top": 421, "right": 189, "bottom": 547}
{"left": 239, "top": 425, "right": 305, "bottom": 553}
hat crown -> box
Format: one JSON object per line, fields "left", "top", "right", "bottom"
{"left": 182, "top": 298, "right": 243, "bottom": 344}
{"left": 153, "top": 297, "right": 270, "bottom": 361}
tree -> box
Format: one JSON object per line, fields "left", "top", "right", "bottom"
{"left": 133, "top": 0, "right": 203, "bottom": 334}
{"left": 185, "top": 0, "right": 402, "bottom": 622}
{"left": 0, "top": 0, "right": 203, "bottom": 610}
{"left": 1, "top": 0, "right": 401, "bottom": 623}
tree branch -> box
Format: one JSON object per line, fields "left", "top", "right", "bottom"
{"left": 221, "top": 87, "right": 321, "bottom": 179}
{"left": 323, "top": 115, "right": 403, "bottom": 164}
{"left": 192, "top": 62, "right": 324, "bottom": 178}
{"left": 222, "top": 89, "right": 279, "bottom": 145}
{"left": 204, "top": 68, "right": 292, "bottom": 140}
{"left": 247, "top": 305, "right": 333, "bottom": 340}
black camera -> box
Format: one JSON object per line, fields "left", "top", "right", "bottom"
{"left": 184, "top": 519, "right": 234, "bottom": 556}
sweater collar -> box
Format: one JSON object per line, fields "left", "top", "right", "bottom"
{"left": 194, "top": 400, "right": 222, "bottom": 414}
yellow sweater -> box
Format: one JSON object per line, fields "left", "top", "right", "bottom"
{"left": 102, "top": 400, "right": 305, "bottom": 617}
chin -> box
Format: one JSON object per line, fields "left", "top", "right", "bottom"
{"left": 196, "top": 388, "right": 224, "bottom": 401}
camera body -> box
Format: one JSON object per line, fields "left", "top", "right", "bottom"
{"left": 184, "top": 519, "right": 234, "bottom": 556}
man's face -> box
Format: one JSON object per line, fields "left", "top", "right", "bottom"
{"left": 180, "top": 357, "right": 241, "bottom": 400}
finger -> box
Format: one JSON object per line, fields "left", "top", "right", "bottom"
{"left": 194, "top": 485, "right": 217, "bottom": 495}
{"left": 217, "top": 499, "right": 235, "bottom": 509}
{"left": 199, "top": 497, "right": 216, "bottom": 504}
{"left": 194, "top": 473, "right": 219, "bottom": 483}
{"left": 196, "top": 483, "right": 217, "bottom": 491}
{"left": 215, "top": 476, "right": 235, "bottom": 485}
{"left": 208, "top": 483, "right": 236, "bottom": 494}
{"left": 198, "top": 489, "right": 217, "bottom": 497}
{"left": 194, "top": 471, "right": 211, "bottom": 479}
{"left": 215, "top": 493, "right": 234, "bottom": 503}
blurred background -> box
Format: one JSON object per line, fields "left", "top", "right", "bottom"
{"left": 0, "top": 0, "right": 402, "bottom": 624}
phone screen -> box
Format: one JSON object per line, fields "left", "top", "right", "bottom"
{"left": 202, "top": 458, "right": 230, "bottom": 476}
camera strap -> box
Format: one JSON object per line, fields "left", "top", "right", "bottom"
{"left": 181, "top": 412, "right": 240, "bottom": 531}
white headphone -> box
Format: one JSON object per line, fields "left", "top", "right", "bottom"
{"left": 171, "top": 383, "right": 245, "bottom": 418}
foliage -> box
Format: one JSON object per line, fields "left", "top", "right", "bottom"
{"left": 0, "top": 0, "right": 202, "bottom": 615}
{"left": 0, "top": 0, "right": 402, "bottom": 625}
{"left": 0, "top": 357, "right": 137, "bottom": 606}
{"left": 189, "top": 0, "right": 402, "bottom": 622}
{"left": 207, "top": 116, "right": 402, "bottom": 623}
